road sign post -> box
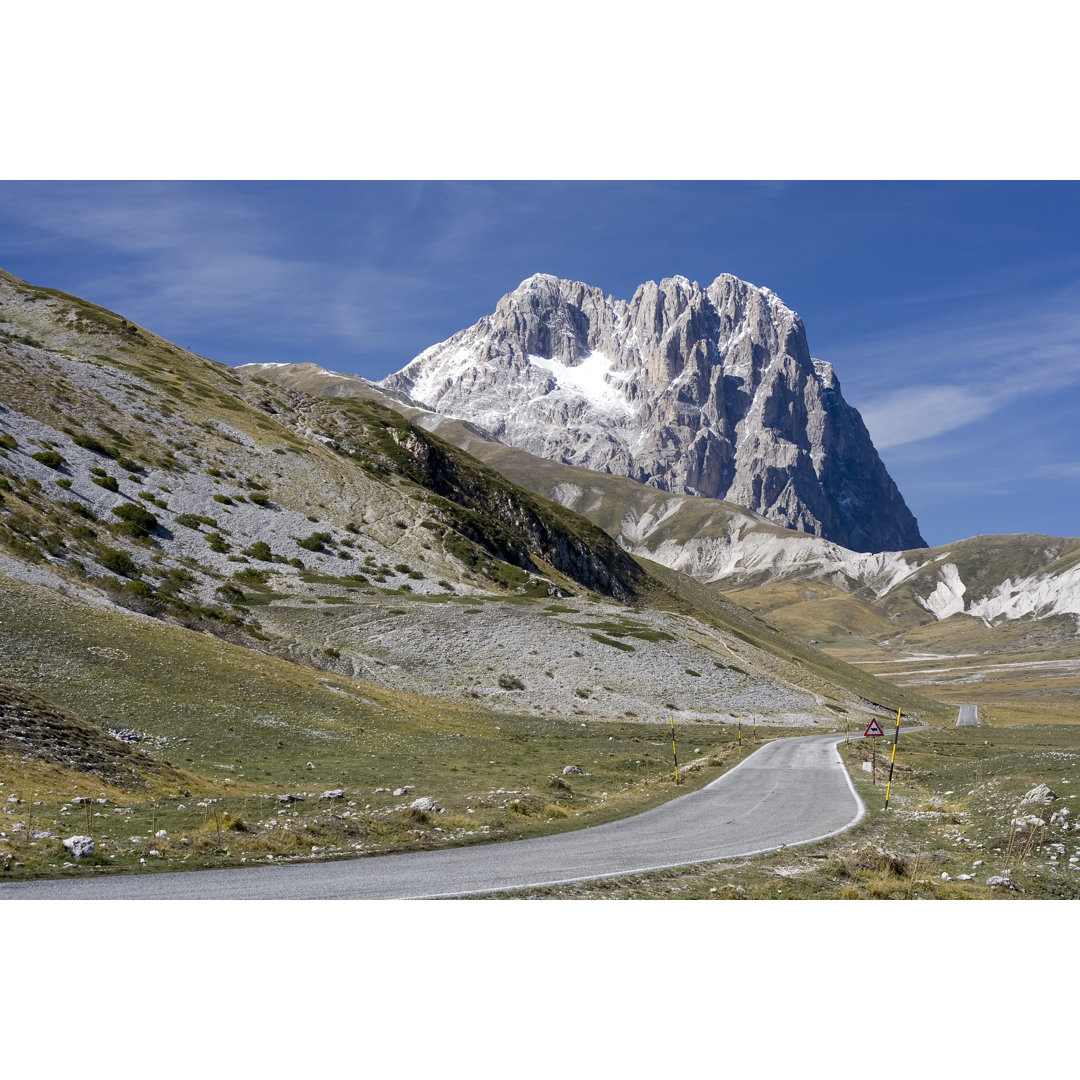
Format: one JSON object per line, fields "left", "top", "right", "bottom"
{"left": 863, "top": 718, "right": 885, "bottom": 783}
{"left": 884, "top": 706, "right": 902, "bottom": 809}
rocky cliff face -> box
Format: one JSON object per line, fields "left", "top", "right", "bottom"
{"left": 382, "top": 273, "right": 926, "bottom": 553}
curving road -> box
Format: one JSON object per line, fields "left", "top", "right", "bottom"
{"left": 0, "top": 731, "right": 865, "bottom": 900}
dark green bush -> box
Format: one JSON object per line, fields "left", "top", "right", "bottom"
{"left": 112, "top": 502, "right": 159, "bottom": 538}
{"left": 212, "top": 494, "right": 233, "bottom": 505}
{"left": 242, "top": 541, "right": 274, "bottom": 561}
{"left": 62, "top": 500, "right": 97, "bottom": 521}
{"left": 32, "top": 450, "right": 65, "bottom": 469}
{"left": 98, "top": 547, "right": 138, "bottom": 577}
{"left": 206, "top": 532, "right": 230, "bottom": 553}
{"left": 233, "top": 567, "right": 271, "bottom": 586}
{"left": 215, "top": 584, "right": 246, "bottom": 604}
{"left": 175, "top": 513, "right": 203, "bottom": 529}
{"left": 296, "top": 531, "right": 332, "bottom": 552}
{"left": 0, "top": 434, "right": 17, "bottom": 451}
{"left": 72, "top": 432, "right": 116, "bottom": 457}
{"left": 91, "top": 475, "right": 119, "bottom": 492}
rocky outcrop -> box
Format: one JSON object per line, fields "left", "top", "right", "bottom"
{"left": 383, "top": 273, "right": 926, "bottom": 553}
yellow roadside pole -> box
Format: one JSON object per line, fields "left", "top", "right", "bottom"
{"left": 884, "top": 706, "right": 903, "bottom": 809}
{"left": 669, "top": 714, "right": 680, "bottom": 785}
{"left": 844, "top": 712, "right": 849, "bottom": 743}
{"left": 737, "top": 714, "right": 742, "bottom": 757}
{"left": 753, "top": 713, "right": 757, "bottom": 743}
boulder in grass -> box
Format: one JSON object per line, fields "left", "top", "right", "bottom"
{"left": 410, "top": 796, "right": 437, "bottom": 813}
{"left": 1020, "top": 784, "right": 1056, "bottom": 805}
{"left": 563, "top": 765, "right": 584, "bottom": 776}
{"left": 63, "top": 835, "right": 95, "bottom": 859}
{"left": 319, "top": 790, "right": 345, "bottom": 800}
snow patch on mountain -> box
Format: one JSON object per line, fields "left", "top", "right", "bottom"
{"left": 528, "top": 352, "right": 632, "bottom": 415}
{"left": 968, "top": 564, "right": 1080, "bottom": 624}
{"left": 918, "top": 563, "right": 967, "bottom": 619}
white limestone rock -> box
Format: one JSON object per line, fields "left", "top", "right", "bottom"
{"left": 1020, "top": 784, "right": 1056, "bottom": 805}
{"left": 63, "top": 835, "right": 95, "bottom": 859}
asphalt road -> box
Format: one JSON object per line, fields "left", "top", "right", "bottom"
{"left": 0, "top": 731, "right": 865, "bottom": 900}
{"left": 956, "top": 705, "right": 979, "bottom": 726}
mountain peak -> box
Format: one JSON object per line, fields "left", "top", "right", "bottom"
{"left": 383, "top": 273, "right": 925, "bottom": 552}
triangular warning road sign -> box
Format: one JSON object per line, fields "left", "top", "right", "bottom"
{"left": 864, "top": 719, "right": 885, "bottom": 737}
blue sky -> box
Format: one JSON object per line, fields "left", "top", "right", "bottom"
{"left": 2, "top": 180, "right": 1078, "bottom": 548}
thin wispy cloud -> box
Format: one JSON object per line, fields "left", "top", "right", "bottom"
{"left": 836, "top": 287, "right": 1080, "bottom": 449}
{"left": 1035, "top": 462, "right": 1080, "bottom": 480}
{"left": 0, "top": 182, "right": 452, "bottom": 361}
{"left": 859, "top": 386, "right": 1000, "bottom": 449}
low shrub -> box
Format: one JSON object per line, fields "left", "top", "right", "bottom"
{"left": 296, "top": 531, "right": 332, "bottom": 552}
{"left": 97, "top": 547, "right": 138, "bottom": 577}
{"left": 32, "top": 450, "right": 65, "bottom": 469}
{"left": 233, "top": 567, "right": 271, "bottom": 586}
{"left": 111, "top": 502, "right": 159, "bottom": 538}
{"left": 72, "top": 432, "right": 116, "bottom": 457}
{"left": 62, "top": 500, "right": 97, "bottom": 521}
{"left": 91, "top": 475, "right": 120, "bottom": 492}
